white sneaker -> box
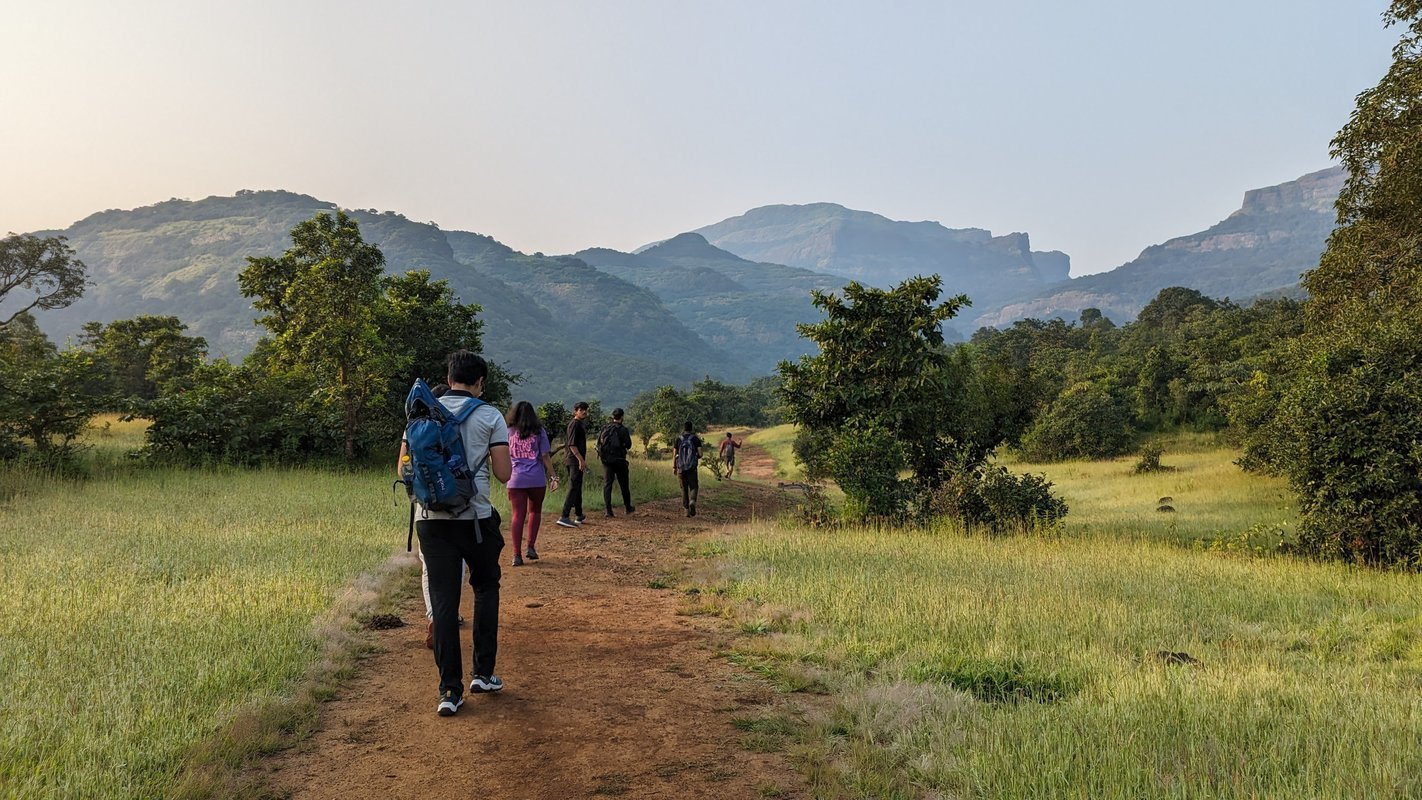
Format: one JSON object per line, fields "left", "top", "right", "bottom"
{"left": 470, "top": 674, "right": 504, "bottom": 693}
{"left": 437, "top": 690, "right": 464, "bottom": 716}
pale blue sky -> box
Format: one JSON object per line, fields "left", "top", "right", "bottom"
{"left": 0, "top": 1, "right": 1396, "bottom": 275}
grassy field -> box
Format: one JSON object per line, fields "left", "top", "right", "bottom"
{"left": 1010, "top": 433, "right": 1298, "bottom": 547}
{"left": 712, "top": 441, "right": 1422, "bottom": 799}
{"left": 0, "top": 417, "right": 680, "bottom": 799}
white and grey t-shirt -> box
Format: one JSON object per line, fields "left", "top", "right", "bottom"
{"left": 414, "top": 392, "right": 508, "bottom": 521}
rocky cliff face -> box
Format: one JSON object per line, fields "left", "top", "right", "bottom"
{"left": 970, "top": 167, "right": 1343, "bottom": 329}
{"left": 689, "top": 203, "right": 1071, "bottom": 308}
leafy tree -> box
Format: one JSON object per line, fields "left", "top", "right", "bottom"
{"left": 0, "top": 350, "right": 112, "bottom": 463}
{"left": 0, "top": 310, "right": 57, "bottom": 363}
{"left": 80, "top": 315, "right": 208, "bottom": 402}
{"left": 1240, "top": 2, "right": 1422, "bottom": 566}
{"left": 373, "top": 269, "right": 515, "bottom": 442}
{"left": 238, "top": 211, "right": 397, "bottom": 460}
{"left": 0, "top": 234, "right": 87, "bottom": 329}
{"left": 631, "top": 386, "right": 705, "bottom": 453}
{"left": 778, "top": 276, "right": 976, "bottom": 519}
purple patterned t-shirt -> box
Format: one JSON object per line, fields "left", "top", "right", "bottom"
{"left": 507, "top": 428, "right": 550, "bottom": 489}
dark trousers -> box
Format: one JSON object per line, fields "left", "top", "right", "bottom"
{"left": 417, "top": 513, "right": 503, "bottom": 695}
{"left": 678, "top": 469, "right": 699, "bottom": 509}
{"left": 561, "top": 464, "right": 584, "bottom": 518}
{"left": 603, "top": 459, "right": 632, "bottom": 512}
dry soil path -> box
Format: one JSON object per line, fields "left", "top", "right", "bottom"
{"left": 258, "top": 484, "right": 803, "bottom": 800}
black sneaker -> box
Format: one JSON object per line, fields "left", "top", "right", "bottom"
{"left": 625, "top": 506, "right": 636, "bottom": 514}
{"left": 575, "top": 515, "right": 587, "bottom": 524}
{"left": 470, "top": 674, "right": 504, "bottom": 693}
{"left": 525, "top": 547, "right": 538, "bottom": 561}
{"left": 689, "top": 505, "right": 696, "bottom": 517}
{"left": 605, "top": 510, "right": 615, "bottom": 518}
{"left": 555, "top": 517, "right": 577, "bottom": 528}
{"left": 511, "top": 554, "right": 524, "bottom": 567}
{"left": 437, "top": 689, "right": 464, "bottom": 716}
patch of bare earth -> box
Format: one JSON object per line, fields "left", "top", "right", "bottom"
{"left": 257, "top": 485, "right": 802, "bottom": 799}
{"left": 730, "top": 444, "right": 779, "bottom": 483}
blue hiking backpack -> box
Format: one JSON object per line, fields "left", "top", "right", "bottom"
{"left": 398, "top": 379, "right": 487, "bottom": 550}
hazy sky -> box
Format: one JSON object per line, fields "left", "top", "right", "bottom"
{"left": 0, "top": 1, "right": 1397, "bottom": 275}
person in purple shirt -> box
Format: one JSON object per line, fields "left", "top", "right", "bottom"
{"left": 504, "top": 401, "right": 559, "bottom": 566}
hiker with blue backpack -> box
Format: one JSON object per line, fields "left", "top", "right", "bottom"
{"left": 672, "top": 421, "right": 703, "bottom": 517}
{"left": 399, "top": 351, "right": 511, "bottom": 718}
{"left": 397, "top": 383, "right": 468, "bottom": 650}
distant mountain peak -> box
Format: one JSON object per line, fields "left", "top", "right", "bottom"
{"left": 639, "top": 232, "right": 749, "bottom": 262}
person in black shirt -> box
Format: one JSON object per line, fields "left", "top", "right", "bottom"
{"left": 556, "top": 401, "right": 589, "bottom": 528}
{"left": 599, "top": 407, "right": 635, "bottom": 517}
{"left": 672, "top": 421, "right": 703, "bottom": 517}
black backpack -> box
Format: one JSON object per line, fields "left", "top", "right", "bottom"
{"left": 674, "top": 433, "right": 699, "bottom": 473}
{"left": 597, "top": 423, "right": 627, "bottom": 462}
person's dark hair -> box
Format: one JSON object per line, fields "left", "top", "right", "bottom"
{"left": 573, "top": 401, "right": 589, "bottom": 412}
{"left": 446, "top": 350, "right": 487, "bottom": 386}
{"left": 683, "top": 421, "right": 693, "bottom": 433}
{"left": 612, "top": 407, "right": 624, "bottom": 421}
{"left": 725, "top": 431, "right": 733, "bottom": 439}
{"left": 505, "top": 401, "right": 542, "bottom": 439}
{"left": 432, "top": 383, "right": 450, "bottom": 398}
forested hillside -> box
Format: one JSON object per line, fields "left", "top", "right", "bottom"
{"left": 27, "top": 192, "right": 749, "bottom": 404}
{"left": 575, "top": 233, "right": 842, "bottom": 374}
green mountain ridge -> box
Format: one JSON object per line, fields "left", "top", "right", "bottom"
{"left": 574, "top": 232, "right": 841, "bottom": 374}
{"left": 21, "top": 168, "right": 1342, "bottom": 407}
{"left": 25, "top": 190, "right": 745, "bottom": 405}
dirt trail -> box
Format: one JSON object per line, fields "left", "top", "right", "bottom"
{"left": 732, "top": 443, "right": 780, "bottom": 483}
{"left": 259, "top": 486, "right": 803, "bottom": 800}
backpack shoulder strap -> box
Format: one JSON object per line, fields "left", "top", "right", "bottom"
{"left": 449, "top": 396, "right": 486, "bottom": 425}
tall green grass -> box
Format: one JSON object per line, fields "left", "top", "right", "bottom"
{"left": 0, "top": 418, "right": 680, "bottom": 799}
{"left": 1011, "top": 435, "right": 1297, "bottom": 546}
{"left": 717, "top": 447, "right": 1422, "bottom": 799}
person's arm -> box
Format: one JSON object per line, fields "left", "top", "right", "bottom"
{"left": 539, "top": 432, "right": 560, "bottom": 489}
{"left": 489, "top": 445, "right": 512, "bottom": 484}
{"left": 396, "top": 439, "right": 408, "bottom": 476}
{"left": 488, "top": 412, "right": 513, "bottom": 484}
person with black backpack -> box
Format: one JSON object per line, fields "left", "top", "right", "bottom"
{"left": 404, "top": 351, "right": 512, "bottom": 718}
{"left": 672, "top": 421, "right": 703, "bottom": 517}
{"left": 597, "top": 407, "right": 634, "bottom": 517}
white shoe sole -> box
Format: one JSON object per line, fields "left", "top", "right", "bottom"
{"left": 469, "top": 678, "right": 504, "bottom": 693}
{"left": 437, "top": 697, "right": 464, "bottom": 716}
{"left": 555, "top": 520, "right": 577, "bottom": 528}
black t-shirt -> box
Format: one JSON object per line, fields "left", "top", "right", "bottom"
{"left": 565, "top": 418, "right": 587, "bottom": 464}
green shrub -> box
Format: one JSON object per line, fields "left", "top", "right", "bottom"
{"left": 140, "top": 362, "right": 344, "bottom": 464}
{"left": 933, "top": 464, "right": 1068, "bottom": 534}
{"left": 1132, "top": 443, "right": 1175, "bottom": 474}
{"left": 827, "top": 428, "right": 908, "bottom": 521}
{"left": 1019, "top": 380, "right": 1135, "bottom": 462}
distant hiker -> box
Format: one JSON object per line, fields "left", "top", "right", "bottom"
{"left": 598, "top": 407, "right": 634, "bottom": 517}
{"left": 556, "top": 401, "right": 590, "bottom": 528}
{"left": 405, "top": 350, "right": 511, "bottom": 717}
{"left": 719, "top": 432, "right": 743, "bottom": 477}
{"left": 397, "top": 383, "right": 466, "bottom": 649}
{"left": 672, "top": 421, "right": 703, "bottom": 517}
{"left": 505, "top": 401, "right": 559, "bottom": 566}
